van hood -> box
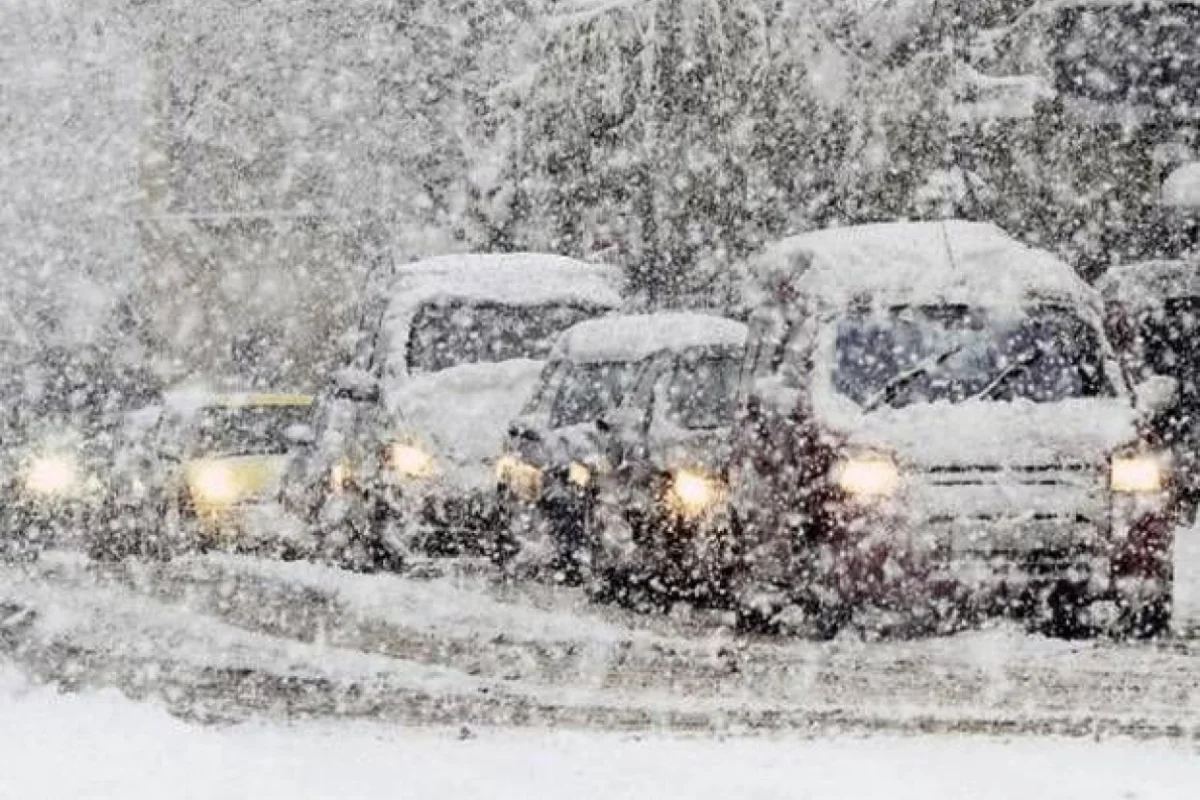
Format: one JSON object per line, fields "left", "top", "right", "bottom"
{"left": 824, "top": 397, "right": 1138, "bottom": 469}
{"left": 388, "top": 359, "right": 544, "bottom": 490}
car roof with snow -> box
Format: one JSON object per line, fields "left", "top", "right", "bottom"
{"left": 1097, "top": 259, "right": 1200, "bottom": 307}
{"left": 385, "top": 253, "right": 624, "bottom": 313}
{"left": 748, "top": 220, "right": 1097, "bottom": 314}
{"left": 552, "top": 312, "right": 747, "bottom": 365}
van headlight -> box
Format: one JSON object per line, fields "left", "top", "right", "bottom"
{"left": 666, "top": 468, "right": 726, "bottom": 519}
{"left": 568, "top": 461, "right": 591, "bottom": 487}
{"left": 834, "top": 454, "right": 900, "bottom": 499}
{"left": 24, "top": 454, "right": 80, "bottom": 496}
{"left": 389, "top": 443, "right": 436, "bottom": 479}
{"left": 1111, "top": 454, "right": 1164, "bottom": 494}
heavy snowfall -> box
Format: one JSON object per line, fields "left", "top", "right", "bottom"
{"left": 2, "top": 0, "right": 1200, "bottom": 796}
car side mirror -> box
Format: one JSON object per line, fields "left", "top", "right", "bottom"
{"left": 332, "top": 368, "right": 381, "bottom": 403}
{"left": 1134, "top": 374, "right": 1180, "bottom": 421}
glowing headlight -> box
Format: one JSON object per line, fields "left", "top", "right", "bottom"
{"left": 568, "top": 461, "right": 591, "bottom": 487}
{"left": 24, "top": 454, "right": 80, "bottom": 496}
{"left": 834, "top": 455, "right": 900, "bottom": 499}
{"left": 1111, "top": 455, "right": 1164, "bottom": 494}
{"left": 190, "top": 462, "right": 240, "bottom": 506}
{"left": 496, "top": 454, "right": 543, "bottom": 502}
{"left": 667, "top": 468, "right": 725, "bottom": 519}
{"left": 390, "top": 443, "right": 436, "bottom": 479}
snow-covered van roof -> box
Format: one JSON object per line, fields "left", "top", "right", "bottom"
{"left": 553, "top": 312, "right": 747, "bottom": 364}
{"left": 386, "top": 252, "right": 624, "bottom": 311}
{"left": 1097, "top": 259, "right": 1200, "bottom": 307}
{"left": 750, "top": 220, "right": 1095, "bottom": 312}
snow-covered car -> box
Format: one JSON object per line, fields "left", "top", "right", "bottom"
{"left": 726, "top": 220, "right": 1180, "bottom": 638}
{"left": 301, "top": 253, "right": 624, "bottom": 563}
{"left": 582, "top": 314, "right": 747, "bottom": 607}
{"left": 495, "top": 312, "right": 741, "bottom": 581}
{"left": 93, "top": 390, "right": 316, "bottom": 559}
{"left": 0, "top": 346, "right": 162, "bottom": 558}
{"left": 1099, "top": 258, "right": 1200, "bottom": 519}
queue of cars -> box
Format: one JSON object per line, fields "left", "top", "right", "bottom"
{"left": 3, "top": 223, "right": 1195, "bottom": 640}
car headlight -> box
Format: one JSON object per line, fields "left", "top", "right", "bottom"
{"left": 496, "top": 454, "right": 543, "bottom": 502}
{"left": 389, "top": 443, "right": 436, "bottom": 479}
{"left": 24, "top": 454, "right": 80, "bottom": 496}
{"left": 1111, "top": 454, "right": 1164, "bottom": 494}
{"left": 568, "top": 461, "right": 591, "bottom": 488}
{"left": 666, "top": 468, "right": 726, "bottom": 519}
{"left": 189, "top": 462, "right": 241, "bottom": 506}
{"left": 329, "top": 461, "right": 352, "bottom": 493}
{"left": 834, "top": 454, "right": 900, "bottom": 499}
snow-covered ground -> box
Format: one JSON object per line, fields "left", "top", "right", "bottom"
{"left": 2, "top": 665, "right": 1198, "bottom": 800}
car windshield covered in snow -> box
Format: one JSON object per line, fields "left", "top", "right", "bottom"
{"left": 406, "top": 300, "right": 602, "bottom": 374}
{"left": 831, "top": 305, "right": 1113, "bottom": 409}
{"left": 1051, "top": 2, "right": 1199, "bottom": 108}
{"left": 549, "top": 360, "right": 641, "bottom": 428}
{"left": 190, "top": 405, "right": 311, "bottom": 457}
{"left": 663, "top": 350, "right": 741, "bottom": 429}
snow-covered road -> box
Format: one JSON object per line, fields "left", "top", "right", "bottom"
{"left": 2, "top": 549, "right": 1200, "bottom": 740}
{"left": 3, "top": 665, "right": 1198, "bottom": 800}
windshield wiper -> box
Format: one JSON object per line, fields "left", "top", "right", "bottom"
{"left": 971, "top": 348, "right": 1045, "bottom": 401}
{"left": 861, "top": 344, "right": 965, "bottom": 412}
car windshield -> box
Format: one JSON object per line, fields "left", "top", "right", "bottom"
{"left": 1052, "top": 3, "right": 1199, "bottom": 107}
{"left": 190, "top": 405, "right": 311, "bottom": 457}
{"left": 663, "top": 350, "right": 741, "bottom": 430}
{"left": 831, "top": 305, "right": 1113, "bottom": 409}
{"left": 550, "top": 360, "right": 642, "bottom": 428}
{"left": 407, "top": 300, "right": 601, "bottom": 374}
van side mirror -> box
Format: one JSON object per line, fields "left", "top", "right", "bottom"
{"left": 332, "top": 368, "right": 381, "bottom": 403}
{"left": 1134, "top": 374, "right": 1180, "bottom": 421}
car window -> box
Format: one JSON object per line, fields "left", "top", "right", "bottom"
{"left": 831, "top": 304, "right": 1114, "bottom": 409}
{"left": 406, "top": 300, "right": 602, "bottom": 374}
{"left": 549, "top": 360, "right": 642, "bottom": 428}
{"left": 663, "top": 350, "right": 742, "bottom": 430}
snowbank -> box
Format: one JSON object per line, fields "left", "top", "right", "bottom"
{"left": 1, "top": 668, "right": 1198, "bottom": 800}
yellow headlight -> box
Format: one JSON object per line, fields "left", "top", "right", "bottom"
{"left": 835, "top": 455, "right": 900, "bottom": 498}
{"left": 390, "top": 443, "right": 436, "bottom": 479}
{"left": 1111, "top": 455, "right": 1164, "bottom": 494}
{"left": 496, "top": 454, "right": 543, "bottom": 502}
{"left": 190, "top": 462, "right": 240, "bottom": 506}
{"left": 667, "top": 468, "right": 725, "bottom": 519}
{"left": 568, "top": 461, "right": 591, "bottom": 487}
{"left": 24, "top": 454, "right": 79, "bottom": 496}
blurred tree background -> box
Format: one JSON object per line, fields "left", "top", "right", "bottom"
{"left": 2, "top": 0, "right": 1192, "bottom": 387}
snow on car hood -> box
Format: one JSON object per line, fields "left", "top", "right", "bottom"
{"left": 387, "top": 359, "right": 545, "bottom": 489}
{"left": 819, "top": 395, "right": 1138, "bottom": 469}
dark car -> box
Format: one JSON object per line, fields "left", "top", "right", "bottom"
{"left": 584, "top": 315, "right": 747, "bottom": 608}
{"left": 495, "top": 312, "right": 740, "bottom": 582}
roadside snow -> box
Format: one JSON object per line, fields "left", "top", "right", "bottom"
{"left": 2, "top": 668, "right": 1198, "bottom": 800}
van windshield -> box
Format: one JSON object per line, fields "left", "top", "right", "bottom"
{"left": 832, "top": 305, "right": 1113, "bottom": 410}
